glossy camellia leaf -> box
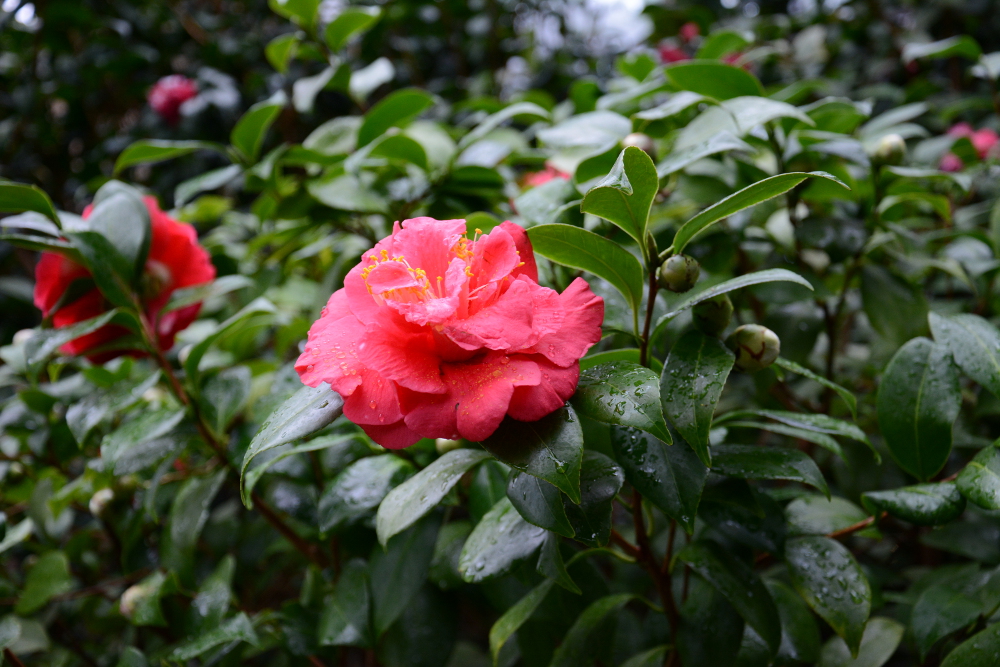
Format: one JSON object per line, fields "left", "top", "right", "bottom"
{"left": 775, "top": 357, "right": 857, "bottom": 419}
{"left": 169, "top": 613, "right": 259, "bottom": 661}
{"left": 721, "top": 409, "right": 876, "bottom": 460}
{"left": 100, "top": 407, "right": 186, "bottom": 475}
{"left": 766, "top": 579, "right": 821, "bottom": 665}
{"left": 175, "top": 164, "right": 244, "bottom": 206}
{"left": 324, "top": 6, "right": 380, "bottom": 51}
{"left": 930, "top": 312, "right": 1000, "bottom": 399}
{"left": 319, "top": 559, "right": 372, "bottom": 647}
{"left": 957, "top": 445, "right": 1000, "bottom": 510}
{"left": 184, "top": 298, "right": 278, "bottom": 379}
{"left": 661, "top": 330, "right": 734, "bottom": 466}
{"left": 571, "top": 361, "right": 671, "bottom": 443}
{"left": 861, "top": 266, "right": 929, "bottom": 347}
{"left": 119, "top": 570, "right": 176, "bottom": 627}
{"left": 164, "top": 275, "right": 254, "bottom": 313}
{"left": 506, "top": 469, "right": 574, "bottom": 538}
{"left": 671, "top": 172, "right": 849, "bottom": 254}
{"left": 910, "top": 565, "right": 989, "bottom": 660}
{"left": 230, "top": 95, "right": 286, "bottom": 162}
{"left": 357, "top": 88, "right": 435, "bottom": 147}
{"left": 488, "top": 579, "right": 555, "bottom": 666}
{"left": 941, "top": 620, "right": 1000, "bottom": 666}
{"left": 113, "top": 140, "right": 228, "bottom": 175}
{"left": 458, "top": 497, "right": 547, "bottom": 583}
{"left": 244, "top": 435, "right": 367, "bottom": 505}
{"left": 240, "top": 382, "right": 344, "bottom": 506}
{"left": 265, "top": 33, "right": 299, "bottom": 72}
{"left": 376, "top": 449, "right": 491, "bottom": 545}
{"left": 0, "top": 180, "right": 60, "bottom": 222}
{"left": 861, "top": 482, "right": 966, "bottom": 525}
{"left": 818, "top": 616, "right": 904, "bottom": 667}
{"left": 161, "top": 471, "right": 226, "bottom": 573}
{"left": 666, "top": 60, "right": 764, "bottom": 100}
{"left": 724, "top": 420, "right": 845, "bottom": 460}
{"left": 785, "top": 496, "right": 871, "bottom": 537}
{"left": 481, "top": 406, "right": 584, "bottom": 504}
{"left": 786, "top": 536, "right": 872, "bottom": 657}
{"left": 549, "top": 594, "right": 636, "bottom": 667}
{"left": 620, "top": 647, "right": 669, "bottom": 667}
{"left": 580, "top": 146, "right": 659, "bottom": 248}
{"left": 677, "top": 540, "right": 782, "bottom": 654}
{"left": 319, "top": 454, "right": 415, "bottom": 533}
{"left": 536, "top": 533, "right": 580, "bottom": 593}
{"left": 712, "top": 445, "right": 829, "bottom": 496}
{"left": 634, "top": 90, "right": 708, "bottom": 122}
{"left": 268, "top": 0, "right": 318, "bottom": 26}
{"left": 877, "top": 337, "right": 961, "bottom": 481}
{"left": 527, "top": 223, "right": 645, "bottom": 317}
{"left": 562, "top": 451, "right": 625, "bottom": 547}
{"left": 88, "top": 181, "right": 152, "bottom": 279}
{"left": 24, "top": 309, "right": 120, "bottom": 379}
{"left": 370, "top": 513, "right": 440, "bottom": 636}
{"left": 202, "top": 366, "right": 252, "bottom": 434}
{"left": 656, "top": 130, "right": 752, "bottom": 178}
{"left": 458, "top": 101, "right": 550, "bottom": 150}
{"left": 612, "top": 426, "right": 706, "bottom": 533}
{"left": 66, "top": 230, "right": 138, "bottom": 308}
{"left": 902, "top": 35, "right": 982, "bottom": 64}
{"left": 15, "top": 551, "right": 74, "bottom": 615}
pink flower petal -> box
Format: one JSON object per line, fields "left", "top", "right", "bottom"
{"left": 523, "top": 277, "right": 604, "bottom": 367}
{"left": 295, "top": 290, "right": 366, "bottom": 396}
{"left": 507, "top": 357, "right": 579, "bottom": 422}
{"left": 360, "top": 421, "right": 423, "bottom": 449}
{"left": 342, "top": 369, "right": 404, "bottom": 426}
{"left": 500, "top": 221, "right": 538, "bottom": 282}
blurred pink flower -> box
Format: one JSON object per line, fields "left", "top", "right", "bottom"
{"left": 148, "top": 75, "right": 198, "bottom": 125}
{"left": 659, "top": 44, "right": 689, "bottom": 63}
{"left": 296, "top": 218, "right": 604, "bottom": 448}
{"left": 679, "top": 22, "right": 700, "bottom": 43}
{"left": 939, "top": 153, "right": 964, "bottom": 172}
{"left": 521, "top": 165, "right": 571, "bottom": 189}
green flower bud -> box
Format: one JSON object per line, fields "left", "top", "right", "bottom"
{"left": 623, "top": 132, "right": 656, "bottom": 159}
{"left": 435, "top": 438, "right": 463, "bottom": 454}
{"left": 658, "top": 254, "right": 700, "bottom": 293}
{"left": 726, "top": 324, "right": 781, "bottom": 372}
{"left": 692, "top": 294, "right": 733, "bottom": 337}
{"left": 871, "top": 133, "right": 906, "bottom": 166}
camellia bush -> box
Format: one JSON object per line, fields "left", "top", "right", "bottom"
{"left": 6, "top": 1, "right": 1000, "bottom": 665}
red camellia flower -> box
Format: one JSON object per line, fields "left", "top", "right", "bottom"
{"left": 679, "top": 22, "right": 700, "bottom": 43}
{"left": 296, "top": 217, "right": 604, "bottom": 449}
{"left": 33, "top": 196, "right": 216, "bottom": 360}
{"left": 148, "top": 75, "right": 198, "bottom": 124}
{"left": 658, "top": 44, "right": 689, "bottom": 63}
{"left": 941, "top": 122, "right": 1000, "bottom": 170}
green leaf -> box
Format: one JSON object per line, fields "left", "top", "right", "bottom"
{"left": 15, "top": 551, "right": 74, "bottom": 615}
{"left": 571, "top": 361, "right": 671, "bottom": 443}
{"left": 307, "top": 172, "right": 389, "bottom": 213}
{"left": 861, "top": 265, "right": 929, "bottom": 347}
{"left": 724, "top": 421, "right": 845, "bottom": 459}
{"left": 666, "top": 60, "right": 764, "bottom": 100}
{"left": 527, "top": 223, "right": 645, "bottom": 317}
{"left": 661, "top": 330, "right": 735, "bottom": 466}
{"left": 549, "top": 594, "right": 636, "bottom": 667}
{"left": 243, "top": 435, "right": 362, "bottom": 502}
{"left": 775, "top": 357, "right": 857, "bottom": 419}
{"left": 786, "top": 536, "right": 872, "bottom": 657}
{"left": 712, "top": 445, "right": 829, "bottom": 496}
{"left": 370, "top": 514, "right": 440, "bottom": 636}
{"left": 175, "top": 164, "right": 243, "bottom": 206}
{"left": 324, "top": 7, "right": 381, "bottom": 51}
{"left": 580, "top": 146, "right": 659, "bottom": 247}
{"left": 0, "top": 233, "right": 79, "bottom": 261}
{"left": 161, "top": 471, "right": 226, "bottom": 572}
{"left": 536, "top": 533, "right": 580, "bottom": 593}
{"left": 120, "top": 571, "right": 176, "bottom": 627}
{"left": 930, "top": 312, "right": 1000, "bottom": 400}
{"left": 184, "top": 297, "right": 277, "bottom": 379}
{"left": 0, "top": 617, "right": 20, "bottom": 651}
{"left": 621, "top": 646, "right": 669, "bottom": 667}
{"left": 785, "top": 496, "right": 870, "bottom": 536}
{"left": 458, "top": 101, "right": 549, "bottom": 150}
{"left": 697, "top": 30, "right": 750, "bottom": 59}
{"left": 506, "top": 470, "right": 574, "bottom": 538}
{"left": 100, "top": 407, "right": 186, "bottom": 475}
{"left": 635, "top": 91, "right": 708, "bottom": 122}
{"left": 66, "top": 231, "right": 137, "bottom": 308}
{"left": 87, "top": 182, "right": 151, "bottom": 280}
{"left": 265, "top": 33, "right": 299, "bottom": 73}
{"left": 911, "top": 567, "right": 987, "bottom": 660}
{"left": 458, "top": 497, "right": 548, "bottom": 583}
{"left": 0, "top": 519, "right": 33, "bottom": 556}
{"left": 357, "top": 88, "right": 435, "bottom": 147}
{"left": 563, "top": 451, "right": 625, "bottom": 547}
{"left": 941, "top": 621, "right": 1000, "bottom": 666}
{"left": 902, "top": 36, "right": 982, "bottom": 63}
{"left": 722, "top": 409, "right": 874, "bottom": 454}
{"left": 677, "top": 540, "right": 782, "bottom": 653}
{"left": 376, "top": 449, "right": 491, "bottom": 546}
{"left": 319, "top": 559, "right": 372, "bottom": 647}
{"left": 169, "top": 612, "right": 258, "bottom": 660}
{"left": 672, "top": 172, "right": 848, "bottom": 254}
{"left": 241, "top": 383, "right": 344, "bottom": 506}
{"left": 319, "top": 454, "right": 415, "bottom": 533}
{"left": 488, "top": 579, "right": 555, "bottom": 666}
{"left": 164, "top": 275, "right": 254, "bottom": 313}
{"left": 231, "top": 96, "right": 285, "bottom": 162}
{"left": 767, "top": 579, "right": 821, "bottom": 665}
{"left": 611, "top": 426, "right": 706, "bottom": 533}
{"left": 656, "top": 130, "right": 752, "bottom": 178}
{"left": 202, "top": 366, "right": 252, "bottom": 434}
{"left": 877, "top": 337, "right": 961, "bottom": 481}
{"left": 0, "top": 181, "right": 59, "bottom": 223}
{"left": 113, "top": 140, "right": 227, "bottom": 175}
{"left": 24, "top": 309, "right": 120, "bottom": 378}
{"left": 268, "top": 0, "right": 318, "bottom": 26}
{"left": 480, "top": 406, "right": 584, "bottom": 504}
{"left": 957, "top": 446, "right": 1000, "bottom": 510}
{"left": 818, "top": 617, "right": 904, "bottom": 667}
{"left": 861, "top": 482, "right": 966, "bottom": 525}
{"left": 581, "top": 348, "right": 663, "bottom": 374}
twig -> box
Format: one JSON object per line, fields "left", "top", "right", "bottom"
{"left": 827, "top": 512, "right": 885, "bottom": 539}
{"left": 639, "top": 262, "right": 661, "bottom": 367}
{"left": 4, "top": 649, "right": 26, "bottom": 667}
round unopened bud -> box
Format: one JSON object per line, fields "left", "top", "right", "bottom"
{"left": 89, "top": 488, "right": 115, "bottom": 518}
{"left": 872, "top": 133, "right": 906, "bottom": 166}
{"left": 119, "top": 583, "right": 144, "bottom": 620}
{"left": 727, "top": 324, "right": 781, "bottom": 372}
{"left": 692, "top": 294, "right": 733, "bottom": 337}
{"left": 658, "top": 255, "right": 700, "bottom": 293}
{"left": 12, "top": 329, "right": 35, "bottom": 346}
{"left": 435, "top": 438, "right": 463, "bottom": 455}
{"left": 623, "top": 132, "right": 656, "bottom": 159}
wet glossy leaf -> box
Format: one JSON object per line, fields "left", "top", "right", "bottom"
{"left": 536, "top": 534, "right": 580, "bottom": 593}
{"left": 661, "top": 330, "right": 734, "bottom": 466}
{"left": 678, "top": 575, "right": 745, "bottom": 666}
{"left": 377, "top": 449, "right": 491, "bottom": 545}
{"left": 819, "top": 617, "right": 904, "bottom": 667}
{"left": 319, "top": 559, "right": 372, "bottom": 647}
{"left": 429, "top": 521, "right": 472, "bottom": 590}
{"left": 767, "top": 579, "right": 821, "bottom": 665}
{"left": 580, "top": 146, "right": 659, "bottom": 247}
{"left": 940, "top": 621, "right": 1000, "bottom": 667}
{"left": 243, "top": 435, "right": 362, "bottom": 502}
{"left": 231, "top": 96, "right": 285, "bottom": 161}
{"left": 672, "top": 172, "right": 848, "bottom": 254}
{"left": 786, "top": 496, "right": 870, "bottom": 536}
{"left": 620, "top": 646, "right": 669, "bottom": 667}
{"left": 861, "top": 266, "right": 928, "bottom": 347}
{"left": 113, "top": 140, "right": 228, "bottom": 175}
{"left": 786, "top": 536, "right": 872, "bottom": 657}
{"left": 319, "top": 455, "right": 415, "bottom": 533}
{"left": 458, "top": 101, "right": 549, "bottom": 150}
{"left": 611, "top": 426, "right": 706, "bottom": 533}
{"left": 202, "top": 366, "right": 252, "bottom": 434}
{"left": 24, "top": 309, "right": 120, "bottom": 378}
{"left": 240, "top": 382, "right": 344, "bottom": 505}
{"left": 488, "top": 579, "right": 555, "bottom": 666}
{"left": 713, "top": 445, "right": 829, "bottom": 496}
{"left": 723, "top": 420, "right": 845, "bottom": 459}
{"left": 572, "top": 361, "right": 671, "bottom": 443}
{"left": 161, "top": 471, "right": 226, "bottom": 572}
{"left": 184, "top": 297, "right": 278, "bottom": 379}
{"left": 549, "top": 594, "right": 635, "bottom": 667}
{"left": 65, "top": 231, "right": 136, "bottom": 308}
{"left": 169, "top": 613, "right": 258, "bottom": 660}
{"left": 911, "top": 566, "right": 987, "bottom": 660}
{"left": 458, "top": 497, "right": 547, "bottom": 583}
{"left": 656, "top": 130, "right": 752, "bottom": 178}
{"left": 357, "top": 88, "right": 435, "bottom": 147}
{"left": 174, "top": 164, "right": 244, "bottom": 206}
{"left": 370, "top": 514, "right": 440, "bottom": 636}
{"left": 723, "top": 409, "right": 875, "bottom": 459}
{"left": 677, "top": 540, "right": 781, "bottom": 653}
{"left": 877, "top": 337, "right": 961, "bottom": 481}
{"left": 562, "top": 451, "right": 625, "bottom": 547}
{"left": 16, "top": 551, "right": 74, "bottom": 615}
{"left": 861, "top": 482, "right": 965, "bottom": 525}
{"left": 481, "top": 406, "right": 584, "bottom": 504}
{"left": 164, "top": 275, "right": 254, "bottom": 313}
{"left": 666, "top": 60, "right": 764, "bottom": 99}
{"left": 120, "top": 571, "right": 176, "bottom": 627}
{"left": 100, "top": 408, "right": 186, "bottom": 475}
{"left": 958, "top": 446, "right": 1000, "bottom": 509}
{"left": 468, "top": 460, "right": 509, "bottom": 523}
{"left": 0, "top": 180, "right": 60, "bottom": 222}
{"left": 930, "top": 313, "right": 1000, "bottom": 399}
{"left": 506, "top": 469, "right": 574, "bottom": 538}
{"left": 775, "top": 357, "right": 857, "bottom": 419}
{"left": 527, "top": 223, "right": 645, "bottom": 316}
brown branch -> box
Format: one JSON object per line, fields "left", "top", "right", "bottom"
{"left": 827, "top": 512, "right": 885, "bottom": 540}
{"left": 639, "top": 262, "right": 660, "bottom": 367}
{"left": 610, "top": 530, "right": 641, "bottom": 560}
{"left": 4, "top": 649, "right": 26, "bottom": 667}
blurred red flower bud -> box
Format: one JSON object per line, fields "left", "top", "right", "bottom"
{"left": 148, "top": 75, "right": 198, "bottom": 125}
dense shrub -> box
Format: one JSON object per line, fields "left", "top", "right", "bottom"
{"left": 4, "top": 1, "right": 1000, "bottom": 666}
